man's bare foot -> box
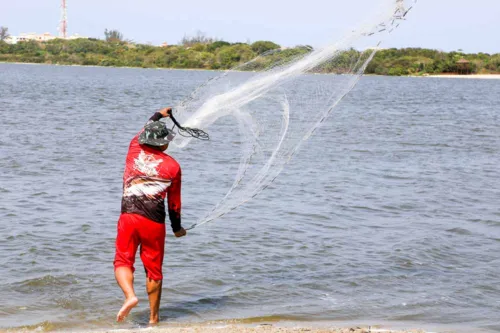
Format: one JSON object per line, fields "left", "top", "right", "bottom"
{"left": 149, "top": 316, "right": 160, "bottom": 325}
{"left": 116, "top": 296, "right": 138, "bottom": 322}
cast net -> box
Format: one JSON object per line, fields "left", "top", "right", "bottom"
{"left": 171, "top": 0, "right": 417, "bottom": 229}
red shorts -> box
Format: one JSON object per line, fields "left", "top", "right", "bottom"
{"left": 114, "top": 213, "right": 166, "bottom": 281}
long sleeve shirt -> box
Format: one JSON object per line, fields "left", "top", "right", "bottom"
{"left": 120, "top": 113, "right": 182, "bottom": 232}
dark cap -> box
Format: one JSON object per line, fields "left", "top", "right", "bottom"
{"left": 138, "top": 121, "right": 176, "bottom": 146}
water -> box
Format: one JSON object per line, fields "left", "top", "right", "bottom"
{"left": 1, "top": 63, "right": 499, "bottom": 332}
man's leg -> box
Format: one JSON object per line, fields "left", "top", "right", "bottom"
{"left": 114, "top": 214, "right": 140, "bottom": 322}
{"left": 146, "top": 278, "right": 163, "bottom": 324}
{"left": 115, "top": 267, "right": 139, "bottom": 322}
{"left": 138, "top": 218, "right": 166, "bottom": 324}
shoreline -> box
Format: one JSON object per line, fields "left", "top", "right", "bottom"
{"left": 0, "top": 61, "right": 221, "bottom": 73}
{"left": 88, "top": 325, "right": 428, "bottom": 333}
{"left": 47, "top": 323, "right": 439, "bottom": 333}
{"left": 2, "top": 61, "right": 500, "bottom": 79}
{"left": 48, "top": 321, "right": 489, "bottom": 333}
{"left": 11, "top": 318, "right": 490, "bottom": 333}
{"left": 423, "top": 74, "right": 500, "bottom": 80}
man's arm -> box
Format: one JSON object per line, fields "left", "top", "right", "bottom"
{"left": 148, "top": 107, "right": 172, "bottom": 123}
{"left": 167, "top": 168, "right": 186, "bottom": 237}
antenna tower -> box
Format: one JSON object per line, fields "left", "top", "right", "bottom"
{"left": 59, "top": 0, "right": 67, "bottom": 38}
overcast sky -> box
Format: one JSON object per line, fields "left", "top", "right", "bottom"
{"left": 1, "top": 0, "right": 499, "bottom": 53}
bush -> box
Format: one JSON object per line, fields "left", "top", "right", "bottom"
{"left": 217, "top": 44, "right": 254, "bottom": 69}
{"left": 251, "top": 41, "right": 280, "bottom": 55}
{"left": 0, "top": 40, "right": 10, "bottom": 54}
{"left": 388, "top": 67, "right": 405, "bottom": 76}
{"left": 206, "top": 41, "right": 231, "bottom": 52}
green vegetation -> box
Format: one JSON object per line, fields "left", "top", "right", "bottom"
{"left": 0, "top": 26, "right": 9, "bottom": 41}
{"left": 180, "top": 31, "right": 217, "bottom": 47}
{"left": 0, "top": 35, "right": 499, "bottom": 75}
{"left": 366, "top": 48, "right": 500, "bottom": 75}
{"left": 104, "top": 29, "right": 124, "bottom": 43}
{"left": 0, "top": 37, "right": 286, "bottom": 70}
{"left": 250, "top": 41, "right": 281, "bottom": 55}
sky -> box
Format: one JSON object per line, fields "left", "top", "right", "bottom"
{"left": 1, "top": 0, "right": 499, "bottom": 53}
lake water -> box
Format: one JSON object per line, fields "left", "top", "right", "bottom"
{"left": 1, "top": 63, "right": 499, "bottom": 332}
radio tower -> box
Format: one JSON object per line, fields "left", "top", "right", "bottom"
{"left": 59, "top": 0, "right": 67, "bottom": 38}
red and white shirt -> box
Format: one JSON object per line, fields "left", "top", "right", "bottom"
{"left": 121, "top": 117, "right": 182, "bottom": 232}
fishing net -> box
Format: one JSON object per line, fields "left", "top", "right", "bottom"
{"left": 171, "top": 0, "right": 417, "bottom": 229}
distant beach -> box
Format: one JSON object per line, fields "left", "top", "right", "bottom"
{"left": 425, "top": 74, "right": 500, "bottom": 80}
{"left": 2, "top": 62, "right": 500, "bottom": 80}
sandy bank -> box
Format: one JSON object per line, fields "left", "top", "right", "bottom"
{"left": 425, "top": 74, "right": 500, "bottom": 80}
{"left": 85, "top": 324, "right": 429, "bottom": 333}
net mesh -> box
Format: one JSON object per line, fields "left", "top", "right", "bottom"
{"left": 171, "top": 0, "right": 417, "bottom": 229}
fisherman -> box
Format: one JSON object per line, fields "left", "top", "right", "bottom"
{"left": 113, "top": 107, "right": 186, "bottom": 323}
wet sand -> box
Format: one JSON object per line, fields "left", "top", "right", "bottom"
{"left": 88, "top": 324, "right": 429, "bottom": 333}
{"left": 124, "top": 327, "right": 421, "bottom": 333}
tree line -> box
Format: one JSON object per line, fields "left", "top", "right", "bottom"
{"left": 366, "top": 48, "right": 500, "bottom": 75}
{"left": 0, "top": 27, "right": 499, "bottom": 75}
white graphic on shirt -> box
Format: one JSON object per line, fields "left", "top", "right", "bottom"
{"left": 123, "top": 178, "right": 171, "bottom": 198}
{"left": 134, "top": 150, "right": 163, "bottom": 177}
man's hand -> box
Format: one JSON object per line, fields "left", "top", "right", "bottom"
{"left": 174, "top": 227, "right": 187, "bottom": 238}
{"left": 159, "top": 107, "right": 173, "bottom": 118}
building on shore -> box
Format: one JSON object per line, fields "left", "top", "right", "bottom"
{"left": 5, "top": 32, "right": 87, "bottom": 44}
{"left": 456, "top": 58, "right": 471, "bottom": 75}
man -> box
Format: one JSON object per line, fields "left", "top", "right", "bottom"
{"left": 114, "top": 107, "right": 187, "bottom": 324}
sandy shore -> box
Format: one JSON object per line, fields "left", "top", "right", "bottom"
{"left": 3, "top": 62, "right": 500, "bottom": 80}
{"left": 90, "top": 326, "right": 427, "bottom": 333}
{"left": 425, "top": 74, "right": 500, "bottom": 80}
{"left": 69, "top": 322, "right": 442, "bottom": 333}
{"left": 4, "top": 320, "right": 460, "bottom": 333}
